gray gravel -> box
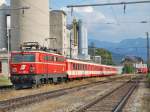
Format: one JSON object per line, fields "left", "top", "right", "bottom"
{"left": 10, "top": 81, "right": 124, "bottom": 112}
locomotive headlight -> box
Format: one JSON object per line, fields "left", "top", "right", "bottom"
{"left": 12, "top": 68, "right": 17, "bottom": 73}
{"left": 30, "top": 65, "right": 35, "bottom": 73}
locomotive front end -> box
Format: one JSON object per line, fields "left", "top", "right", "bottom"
{"left": 10, "top": 52, "right": 37, "bottom": 89}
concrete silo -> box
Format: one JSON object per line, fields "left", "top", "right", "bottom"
{"left": 11, "top": 0, "right": 50, "bottom": 50}
{"left": 78, "top": 19, "right": 89, "bottom": 60}
{"left": 0, "top": 4, "right": 8, "bottom": 50}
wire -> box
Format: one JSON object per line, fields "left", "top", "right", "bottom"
{"left": 67, "top": 0, "right": 150, "bottom": 8}
{"left": 107, "top": 0, "right": 120, "bottom": 25}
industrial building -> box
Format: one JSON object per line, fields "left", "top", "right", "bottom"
{"left": 0, "top": 3, "right": 9, "bottom": 51}
{"left": 50, "top": 12, "right": 90, "bottom": 60}
{"left": 71, "top": 19, "right": 79, "bottom": 59}
{"left": 67, "top": 18, "right": 79, "bottom": 59}
{"left": 11, "top": 0, "right": 50, "bottom": 50}
{"left": 78, "top": 19, "right": 90, "bottom": 60}
{"left": 50, "top": 10, "right": 68, "bottom": 56}
{"left": 0, "top": 2, "right": 10, "bottom": 75}
{"left": 0, "top": 1, "right": 91, "bottom": 75}
{"left": 50, "top": 11, "right": 80, "bottom": 59}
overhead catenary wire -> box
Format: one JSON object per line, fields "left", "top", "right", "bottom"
{"left": 67, "top": 0, "right": 150, "bottom": 8}
{"left": 107, "top": 0, "right": 120, "bottom": 25}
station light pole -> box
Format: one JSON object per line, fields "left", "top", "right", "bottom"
{"left": 146, "top": 32, "right": 150, "bottom": 73}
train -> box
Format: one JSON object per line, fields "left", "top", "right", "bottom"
{"left": 137, "top": 67, "right": 148, "bottom": 74}
{"left": 136, "top": 64, "right": 148, "bottom": 74}
{"left": 10, "top": 50, "right": 118, "bottom": 89}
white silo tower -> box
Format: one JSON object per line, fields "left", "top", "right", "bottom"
{"left": 78, "top": 19, "right": 89, "bottom": 60}
{"left": 11, "top": 0, "right": 50, "bottom": 50}
{"left": 0, "top": 3, "right": 8, "bottom": 50}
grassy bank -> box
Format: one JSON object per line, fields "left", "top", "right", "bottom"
{"left": 0, "top": 75, "right": 12, "bottom": 86}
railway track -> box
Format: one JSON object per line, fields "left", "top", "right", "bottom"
{"left": 0, "top": 79, "right": 116, "bottom": 111}
{"left": 72, "top": 76, "right": 142, "bottom": 112}
{"left": 0, "top": 75, "right": 137, "bottom": 111}
{"left": 0, "top": 75, "right": 131, "bottom": 93}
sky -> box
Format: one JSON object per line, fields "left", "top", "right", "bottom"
{"left": 4, "top": 0, "right": 150, "bottom": 42}
{"left": 52, "top": 0, "right": 150, "bottom": 42}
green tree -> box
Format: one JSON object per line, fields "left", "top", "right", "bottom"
{"left": 95, "top": 48, "right": 114, "bottom": 65}
{"left": 122, "top": 64, "right": 134, "bottom": 73}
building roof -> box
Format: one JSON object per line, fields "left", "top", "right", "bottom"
{"left": 50, "top": 10, "right": 67, "bottom": 15}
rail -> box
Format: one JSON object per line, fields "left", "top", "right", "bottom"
{"left": 73, "top": 76, "right": 142, "bottom": 112}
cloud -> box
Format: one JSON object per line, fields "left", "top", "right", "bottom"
{"left": 0, "top": 0, "right": 6, "bottom": 5}
{"left": 73, "top": 6, "right": 94, "bottom": 13}
{"left": 61, "top": 6, "right": 94, "bottom": 13}
{"left": 59, "top": 0, "right": 150, "bottom": 42}
{"left": 61, "top": 6, "right": 109, "bottom": 28}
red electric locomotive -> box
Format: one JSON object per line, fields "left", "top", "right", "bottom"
{"left": 10, "top": 51, "right": 67, "bottom": 88}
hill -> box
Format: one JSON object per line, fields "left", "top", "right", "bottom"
{"left": 88, "top": 38, "right": 147, "bottom": 63}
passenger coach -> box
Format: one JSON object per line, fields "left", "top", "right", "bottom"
{"left": 66, "top": 59, "right": 117, "bottom": 78}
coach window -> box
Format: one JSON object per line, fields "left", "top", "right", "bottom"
{"left": 49, "top": 56, "right": 54, "bottom": 61}
{"left": 75, "top": 64, "right": 77, "bottom": 70}
{"left": 83, "top": 65, "right": 85, "bottom": 70}
{"left": 76, "top": 64, "right": 78, "bottom": 70}
{"left": 73, "top": 63, "right": 76, "bottom": 70}
{"left": 71, "top": 63, "right": 73, "bottom": 70}
{"left": 79, "top": 64, "right": 81, "bottom": 70}
{"left": 44, "top": 56, "right": 49, "bottom": 61}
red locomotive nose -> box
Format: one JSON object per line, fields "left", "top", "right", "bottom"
{"left": 12, "top": 67, "right": 17, "bottom": 73}
{"left": 20, "top": 65, "right": 26, "bottom": 70}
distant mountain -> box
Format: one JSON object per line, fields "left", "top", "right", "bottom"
{"left": 111, "top": 52, "right": 124, "bottom": 65}
{"left": 88, "top": 38, "right": 147, "bottom": 63}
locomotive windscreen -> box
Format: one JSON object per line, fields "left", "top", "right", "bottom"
{"left": 11, "top": 54, "right": 35, "bottom": 63}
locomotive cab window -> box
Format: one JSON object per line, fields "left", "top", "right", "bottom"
{"left": 56, "top": 57, "right": 65, "bottom": 62}
{"left": 12, "top": 54, "right": 35, "bottom": 63}
{"left": 49, "top": 56, "right": 54, "bottom": 61}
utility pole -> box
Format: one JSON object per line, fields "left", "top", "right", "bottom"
{"left": 70, "top": 34, "right": 72, "bottom": 59}
{"left": 90, "top": 42, "right": 96, "bottom": 62}
{"left": 7, "top": 29, "right": 11, "bottom": 76}
{"left": 146, "top": 32, "right": 150, "bottom": 72}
